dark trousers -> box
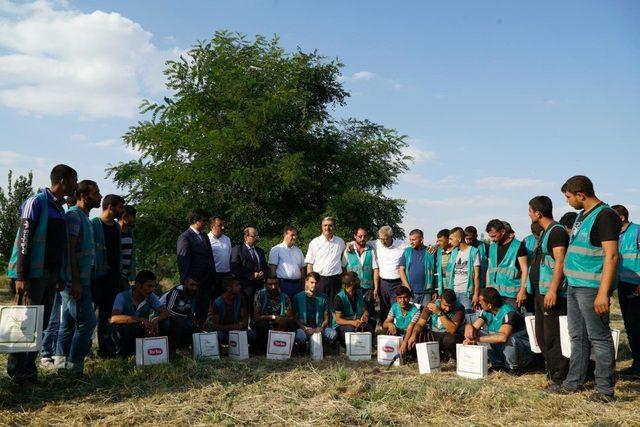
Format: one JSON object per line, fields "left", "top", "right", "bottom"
{"left": 278, "top": 278, "right": 304, "bottom": 301}
{"left": 159, "top": 317, "right": 196, "bottom": 350}
{"left": 7, "top": 270, "right": 58, "bottom": 384}
{"left": 319, "top": 274, "right": 342, "bottom": 317}
{"left": 430, "top": 330, "right": 464, "bottom": 360}
{"left": 619, "top": 283, "right": 640, "bottom": 367}
{"left": 534, "top": 291, "right": 570, "bottom": 384}
{"left": 195, "top": 276, "right": 214, "bottom": 326}
{"left": 362, "top": 288, "right": 376, "bottom": 325}
{"left": 336, "top": 322, "right": 375, "bottom": 346}
{"left": 112, "top": 323, "right": 146, "bottom": 357}
{"left": 93, "top": 272, "right": 124, "bottom": 357}
{"left": 379, "top": 278, "right": 403, "bottom": 323}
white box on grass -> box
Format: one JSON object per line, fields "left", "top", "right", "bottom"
{"left": 228, "top": 330, "right": 249, "bottom": 360}
{"left": 266, "top": 330, "right": 295, "bottom": 360}
{"left": 310, "top": 332, "right": 323, "bottom": 361}
{"left": 456, "top": 344, "right": 488, "bottom": 379}
{"left": 192, "top": 332, "right": 220, "bottom": 360}
{"left": 0, "top": 305, "right": 44, "bottom": 353}
{"left": 377, "top": 335, "right": 402, "bottom": 366}
{"left": 524, "top": 315, "right": 541, "bottom": 354}
{"left": 135, "top": 336, "right": 169, "bottom": 366}
{"left": 417, "top": 341, "right": 441, "bottom": 374}
{"left": 345, "top": 331, "right": 372, "bottom": 361}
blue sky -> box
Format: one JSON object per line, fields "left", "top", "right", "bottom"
{"left": 1, "top": 0, "right": 638, "bottom": 242}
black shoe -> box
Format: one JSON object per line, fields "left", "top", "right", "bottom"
{"left": 547, "top": 384, "right": 578, "bottom": 395}
{"left": 587, "top": 392, "right": 615, "bottom": 403}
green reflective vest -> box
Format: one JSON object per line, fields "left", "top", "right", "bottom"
{"left": 403, "top": 247, "right": 435, "bottom": 293}
{"left": 8, "top": 191, "right": 70, "bottom": 281}
{"left": 258, "top": 288, "right": 286, "bottom": 316}
{"left": 390, "top": 302, "right": 419, "bottom": 333}
{"left": 442, "top": 246, "right": 479, "bottom": 297}
{"left": 538, "top": 223, "right": 568, "bottom": 296}
{"left": 332, "top": 288, "right": 364, "bottom": 328}
{"left": 293, "top": 291, "right": 328, "bottom": 327}
{"left": 345, "top": 248, "right": 374, "bottom": 289}
{"left": 430, "top": 299, "right": 465, "bottom": 332}
{"left": 487, "top": 239, "right": 522, "bottom": 298}
{"left": 565, "top": 204, "right": 617, "bottom": 289}
{"left": 482, "top": 303, "right": 516, "bottom": 333}
{"left": 214, "top": 294, "right": 242, "bottom": 324}
{"left": 618, "top": 222, "right": 640, "bottom": 285}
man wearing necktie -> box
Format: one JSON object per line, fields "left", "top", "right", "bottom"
{"left": 177, "top": 209, "right": 217, "bottom": 325}
{"left": 231, "top": 227, "right": 269, "bottom": 311}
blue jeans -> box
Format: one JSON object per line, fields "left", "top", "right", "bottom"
{"left": 456, "top": 292, "right": 473, "bottom": 312}
{"left": 479, "top": 329, "right": 532, "bottom": 370}
{"left": 41, "top": 290, "right": 62, "bottom": 359}
{"left": 294, "top": 327, "right": 337, "bottom": 344}
{"left": 563, "top": 286, "right": 616, "bottom": 396}
{"left": 56, "top": 287, "right": 97, "bottom": 370}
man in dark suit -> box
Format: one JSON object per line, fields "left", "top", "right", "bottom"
{"left": 177, "top": 209, "right": 216, "bottom": 325}
{"left": 231, "top": 227, "right": 268, "bottom": 310}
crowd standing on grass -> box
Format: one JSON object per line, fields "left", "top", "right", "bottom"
{"left": 4, "top": 166, "right": 639, "bottom": 402}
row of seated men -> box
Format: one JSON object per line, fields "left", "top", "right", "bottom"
{"left": 111, "top": 269, "right": 531, "bottom": 371}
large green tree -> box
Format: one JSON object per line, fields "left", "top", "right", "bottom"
{"left": 0, "top": 171, "right": 34, "bottom": 265}
{"left": 109, "top": 32, "right": 410, "bottom": 268}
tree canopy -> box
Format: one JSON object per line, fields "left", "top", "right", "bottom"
{"left": 109, "top": 31, "right": 411, "bottom": 267}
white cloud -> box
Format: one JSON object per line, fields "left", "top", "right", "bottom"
{"left": 0, "top": 150, "right": 51, "bottom": 188}
{"left": 410, "top": 195, "right": 514, "bottom": 209}
{"left": 403, "top": 146, "right": 436, "bottom": 163}
{"left": 352, "top": 71, "right": 375, "bottom": 81}
{"left": 475, "top": 176, "right": 551, "bottom": 191}
{"left": 0, "top": 0, "right": 180, "bottom": 119}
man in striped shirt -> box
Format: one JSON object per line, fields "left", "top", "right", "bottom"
{"left": 119, "top": 205, "right": 137, "bottom": 287}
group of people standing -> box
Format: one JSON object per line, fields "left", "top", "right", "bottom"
{"left": 4, "top": 167, "right": 638, "bottom": 404}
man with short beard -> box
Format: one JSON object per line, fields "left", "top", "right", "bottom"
{"left": 6, "top": 164, "right": 78, "bottom": 386}
{"left": 343, "top": 227, "right": 379, "bottom": 322}
{"left": 55, "top": 180, "right": 101, "bottom": 373}
{"left": 399, "top": 229, "right": 435, "bottom": 306}
{"left": 485, "top": 219, "right": 529, "bottom": 310}
{"left": 91, "top": 194, "right": 126, "bottom": 358}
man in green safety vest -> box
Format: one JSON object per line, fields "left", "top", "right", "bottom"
{"left": 485, "top": 219, "right": 529, "bottom": 310}
{"left": 343, "top": 227, "right": 379, "bottom": 324}
{"left": 611, "top": 204, "right": 639, "bottom": 378}
{"left": 528, "top": 195, "right": 570, "bottom": 388}
{"left": 553, "top": 175, "right": 621, "bottom": 402}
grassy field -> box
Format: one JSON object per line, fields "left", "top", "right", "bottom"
{"left": 1, "top": 280, "right": 639, "bottom": 426}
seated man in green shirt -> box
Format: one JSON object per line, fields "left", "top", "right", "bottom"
{"left": 464, "top": 287, "right": 533, "bottom": 373}
{"left": 206, "top": 276, "right": 257, "bottom": 346}
{"left": 383, "top": 287, "right": 420, "bottom": 356}
{"left": 405, "top": 289, "right": 466, "bottom": 361}
{"left": 293, "top": 272, "right": 337, "bottom": 351}
{"left": 333, "top": 272, "right": 375, "bottom": 346}
{"left": 110, "top": 270, "right": 170, "bottom": 357}
{"left": 251, "top": 274, "right": 294, "bottom": 353}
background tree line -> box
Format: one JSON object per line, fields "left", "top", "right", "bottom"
{"left": 2, "top": 31, "right": 411, "bottom": 279}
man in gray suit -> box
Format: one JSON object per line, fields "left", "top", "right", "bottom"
{"left": 177, "top": 209, "right": 216, "bottom": 324}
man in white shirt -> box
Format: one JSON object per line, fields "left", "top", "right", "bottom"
{"left": 269, "top": 225, "right": 306, "bottom": 299}
{"left": 208, "top": 216, "right": 232, "bottom": 299}
{"left": 375, "top": 225, "right": 408, "bottom": 322}
{"left": 305, "top": 217, "right": 345, "bottom": 314}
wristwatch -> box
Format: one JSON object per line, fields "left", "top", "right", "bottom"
{"left": 271, "top": 315, "right": 276, "bottom": 320}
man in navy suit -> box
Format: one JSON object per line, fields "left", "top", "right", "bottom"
{"left": 231, "top": 227, "right": 268, "bottom": 310}
{"left": 177, "top": 209, "right": 216, "bottom": 325}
